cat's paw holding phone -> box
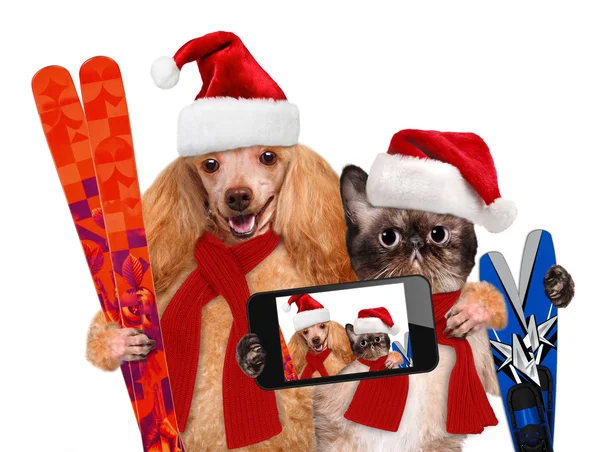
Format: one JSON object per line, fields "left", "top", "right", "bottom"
{"left": 544, "top": 264, "right": 575, "bottom": 308}
{"left": 444, "top": 281, "right": 507, "bottom": 338}
{"left": 236, "top": 333, "right": 267, "bottom": 378}
{"left": 385, "top": 351, "right": 404, "bottom": 369}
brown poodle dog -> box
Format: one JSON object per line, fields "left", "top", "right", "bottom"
{"left": 288, "top": 321, "right": 355, "bottom": 378}
{"left": 85, "top": 144, "right": 356, "bottom": 451}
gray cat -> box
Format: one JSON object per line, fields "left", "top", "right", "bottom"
{"left": 341, "top": 324, "right": 402, "bottom": 372}
{"left": 312, "top": 165, "right": 574, "bottom": 452}
{"left": 346, "top": 325, "right": 391, "bottom": 361}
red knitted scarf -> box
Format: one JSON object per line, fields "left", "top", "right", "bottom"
{"left": 358, "top": 355, "right": 389, "bottom": 371}
{"left": 344, "top": 291, "right": 498, "bottom": 434}
{"left": 300, "top": 348, "right": 331, "bottom": 379}
{"left": 160, "top": 229, "right": 282, "bottom": 449}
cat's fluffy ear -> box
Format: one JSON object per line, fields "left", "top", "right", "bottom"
{"left": 345, "top": 323, "right": 356, "bottom": 340}
{"left": 340, "top": 165, "right": 370, "bottom": 226}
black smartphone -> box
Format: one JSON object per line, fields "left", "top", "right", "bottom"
{"left": 247, "top": 275, "right": 438, "bottom": 390}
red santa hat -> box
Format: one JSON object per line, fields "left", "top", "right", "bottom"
{"left": 150, "top": 31, "right": 299, "bottom": 156}
{"left": 353, "top": 307, "right": 400, "bottom": 336}
{"left": 366, "top": 129, "right": 517, "bottom": 233}
{"left": 282, "top": 294, "right": 330, "bottom": 332}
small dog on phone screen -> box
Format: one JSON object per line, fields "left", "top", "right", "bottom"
{"left": 280, "top": 294, "right": 354, "bottom": 379}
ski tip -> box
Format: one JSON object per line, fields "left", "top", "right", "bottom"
{"left": 527, "top": 229, "right": 550, "bottom": 241}
{"left": 80, "top": 56, "right": 121, "bottom": 81}
{"left": 31, "top": 65, "right": 72, "bottom": 92}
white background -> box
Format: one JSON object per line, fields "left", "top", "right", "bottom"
{"left": 1, "top": 1, "right": 598, "bottom": 451}
{"left": 276, "top": 283, "right": 408, "bottom": 344}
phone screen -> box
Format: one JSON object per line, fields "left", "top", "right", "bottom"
{"left": 277, "top": 282, "right": 412, "bottom": 381}
{"left": 248, "top": 276, "right": 437, "bottom": 390}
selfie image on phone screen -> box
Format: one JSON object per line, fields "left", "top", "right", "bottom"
{"left": 278, "top": 284, "right": 412, "bottom": 381}
{"left": 247, "top": 276, "right": 438, "bottom": 390}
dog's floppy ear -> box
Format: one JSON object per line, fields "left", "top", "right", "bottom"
{"left": 143, "top": 157, "right": 208, "bottom": 297}
{"left": 275, "top": 144, "right": 356, "bottom": 286}
{"left": 287, "top": 330, "right": 309, "bottom": 373}
{"left": 328, "top": 321, "right": 355, "bottom": 365}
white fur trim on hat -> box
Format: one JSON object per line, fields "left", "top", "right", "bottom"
{"left": 366, "top": 153, "right": 517, "bottom": 233}
{"left": 151, "top": 56, "right": 180, "bottom": 90}
{"left": 177, "top": 97, "right": 300, "bottom": 156}
{"left": 293, "top": 308, "right": 330, "bottom": 332}
{"left": 354, "top": 317, "right": 400, "bottom": 336}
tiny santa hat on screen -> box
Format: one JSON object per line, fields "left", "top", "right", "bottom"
{"left": 150, "top": 31, "right": 299, "bottom": 156}
{"left": 353, "top": 307, "right": 400, "bottom": 336}
{"left": 282, "top": 294, "right": 330, "bottom": 332}
{"left": 365, "top": 129, "right": 517, "bottom": 233}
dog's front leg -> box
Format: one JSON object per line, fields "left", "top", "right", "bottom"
{"left": 236, "top": 333, "right": 267, "bottom": 378}
{"left": 86, "top": 311, "right": 156, "bottom": 371}
{"left": 444, "top": 282, "right": 507, "bottom": 337}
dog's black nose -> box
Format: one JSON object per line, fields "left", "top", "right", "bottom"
{"left": 225, "top": 187, "right": 253, "bottom": 212}
{"left": 409, "top": 235, "right": 424, "bottom": 250}
{"left": 312, "top": 337, "right": 321, "bottom": 345}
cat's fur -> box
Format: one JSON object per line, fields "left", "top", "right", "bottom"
{"left": 346, "top": 325, "right": 391, "bottom": 361}
{"left": 312, "top": 165, "right": 506, "bottom": 452}
{"left": 338, "top": 325, "right": 401, "bottom": 377}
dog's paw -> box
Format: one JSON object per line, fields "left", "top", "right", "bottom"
{"left": 385, "top": 351, "right": 404, "bottom": 369}
{"left": 108, "top": 328, "right": 156, "bottom": 363}
{"left": 444, "top": 282, "right": 507, "bottom": 337}
{"left": 236, "top": 333, "right": 266, "bottom": 378}
{"left": 544, "top": 264, "right": 575, "bottom": 308}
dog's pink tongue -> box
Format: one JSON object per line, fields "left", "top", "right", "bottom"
{"left": 229, "top": 215, "right": 255, "bottom": 234}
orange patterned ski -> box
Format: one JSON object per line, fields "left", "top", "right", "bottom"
{"left": 33, "top": 59, "right": 185, "bottom": 451}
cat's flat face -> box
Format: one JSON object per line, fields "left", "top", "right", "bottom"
{"left": 345, "top": 324, "right": 390, "bottom": 360}
{"left": 340, "top": 165, "right": 477, "bottom": 293}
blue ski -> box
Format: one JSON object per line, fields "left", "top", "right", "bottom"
{"left": 480, "top": 230, "right": 558, "bottom": 452}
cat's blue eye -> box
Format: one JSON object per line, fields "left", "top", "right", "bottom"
{"left": 374, "top": 337, "right": 381, "bottom": 343}
{"left": 360, "top": 340, "right": 367, "bottom": 347}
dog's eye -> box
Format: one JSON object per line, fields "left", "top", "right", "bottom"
{"left": 430, "top": 226, "right": 449, "bottom": 244}
{"left": 379, "top": 229, "right": 400, "bottom": 248}
{"left": 259, "top": 151, "right": 278, "bottom": 166}
{"left": 303, "top": 329, "right": 309, "bottom": 335}
{"left": 320, "top": 324, "right": 325, "bottom": 329}
{"left": 202, "top": 159, "right": 220, "bottom": 174}
{"left": 360, "top": 340, "right": 367, "bottom": 347}
{"left": 374, "top": 337, "right": 381, "bottom": 343}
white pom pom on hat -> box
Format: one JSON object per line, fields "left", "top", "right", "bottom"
{"left": 150, "top": 56, "right": 180, "bottom": 89}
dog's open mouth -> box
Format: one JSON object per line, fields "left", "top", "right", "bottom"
{"left": 311, "top": 338, "right": 327, "bottom": 353}
{"left": 313, "top": 343, "right": 325, "bottom": 353}
{"left": 227, "top": 196, "right": 274, "bottom": 239}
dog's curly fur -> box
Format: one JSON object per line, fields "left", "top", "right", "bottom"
{"left": 287, "top": 321, "right": 356, "bottom": 378}
{"left": 86, "top": 144, "right": 356, "bottom": 451}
